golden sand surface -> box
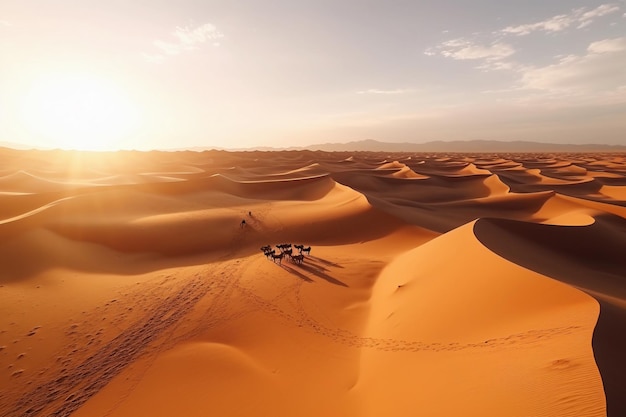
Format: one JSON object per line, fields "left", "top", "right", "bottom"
{"left": 1, "top": 148, "right": 625, "bottom": 416}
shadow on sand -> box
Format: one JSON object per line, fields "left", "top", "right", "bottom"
{"left": 307, "top": 255, "right": 344, "bottom": 268}
{"left": 296, "top": 259, "right": 348, "bottom": 287}
{"left": 280, "top": 263, "right": 313, "bottom": 283}
{"left": 474, "top": 216, "right": 626, "bottom": 417}
{"left": 277, "top": 255, "right": 348, "bottom": 287}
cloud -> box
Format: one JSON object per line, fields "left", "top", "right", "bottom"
{"left": 518, "top": 37, "right": 626, "bottom": 100}
{"left": 357, "top": 88, "right": 413, "bottom": 95}
{"left": 171, "top": 24, "right": 222, "bottom": 49}
{"left": 578, "top": 4, "right": 621, "bottom": 22}
{"left": 476, "top": 60, "right": 516, "bottom": 71}
{"left": 440, "top": 40, "right": 514, "bottom": 60}
{"left": 426, "top": 4, "right": 622, "bottom": 72}
{"left": 0, "top": 19, "right": 11, "bottom": 28}
{"left": 501, "top": 14, "right": 571, "bottom": 35}
{"left": 425, "top": 38, "right": 515, "bottom": 70}
{"left": 588, "top": 37, "right": 626, "bottom": 53}
{"left": 501, "top": 3, "right": 620, "bottom": 36}
{"left": 147, "top": 23, "right": 223, "bottom": 61}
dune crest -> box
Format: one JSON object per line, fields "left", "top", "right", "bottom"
{"left": 360, "top": 220, "right": 604, "bottom": 416}
{"left": 474, "top": 213, "right": 626, "bottom": 415}
{"left": 0, "top": 149, "right": 624, "bottom": 417}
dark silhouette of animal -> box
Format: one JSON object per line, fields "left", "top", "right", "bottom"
{"left": 283, "top": 248, "right": 293, "bottom": 258}
{"left": 302, "top": 246, "right": 311, "bottom": 255}
{"left": 276, "top": 243, "right": 292, "bottom": 252}
{"left": 260, "top": 245, "right": 271, "bottom": 253}
{"left": 291, "top": 254, "right": 304, "bottom": 265}
{"left": 271, "top": 252, "right": 284, "bottom": 264}
{"left": 294, "top": 244, "right": 304, "bottom": 252}
{"left": 264, "top": 249, "right": 276, "bottom": 259}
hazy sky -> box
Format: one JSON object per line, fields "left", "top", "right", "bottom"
{"left": 1, "top": 0, "right": 625, "bottom": 150}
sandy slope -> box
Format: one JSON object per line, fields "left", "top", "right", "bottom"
{"left": 361, "top": 221, "right": 603, "bottom": 417}
{"left": 0, "top": 149, "right": 624, "bottom": 417}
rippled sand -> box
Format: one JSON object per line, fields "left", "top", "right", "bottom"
{"left": 1, "top": 148, "right": 625, "bottom": 417}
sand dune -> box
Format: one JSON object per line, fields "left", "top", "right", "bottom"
{"left": 0, "top": 148, "right": 624, "bottom": 416}
{"left": 362, "top": 220, "right": 603, "bottom": 417}
{"left": 474, "top": 214, "right": 626, "bottom": 416}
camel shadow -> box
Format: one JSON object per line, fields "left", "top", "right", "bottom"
{"left": 267, "top": 249, "right": 348, "bottom": 287}
{"left": 280, "top": 263, "right": 314, "bottom": 282}
{"left": 307, "top": 255, "right": 344, "bottom": 268}
{"left": 296, "top": 261, "right": 348, "bottom": 287}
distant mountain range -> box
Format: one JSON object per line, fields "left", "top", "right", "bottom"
{"left": 2, "top": 139, "right": 625, "bottom": 153}
{"left": 290, "top": 139, "right": 626, "bottom": 153}
{"left": 0, "top": 141, "right": 40, "bottom": 150}
{"left": 183, "top": 139, "right": 626, "bottom": 153}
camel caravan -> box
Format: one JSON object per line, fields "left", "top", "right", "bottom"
{"left": 260, "top": 243, "right": 311, "bottom": 265}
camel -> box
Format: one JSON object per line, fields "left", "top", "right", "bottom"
{"left": 261, "top": 243, "right": 311, "bottom": 264}
{"left": 276, "top": 243, "right": 292, "bottom": 252}
{"left": 271, "top": 252, "right": 284, "bottom": 264}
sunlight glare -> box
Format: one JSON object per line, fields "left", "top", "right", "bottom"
{"left": 19, "top": 73, "right": 141, "bottom": 150}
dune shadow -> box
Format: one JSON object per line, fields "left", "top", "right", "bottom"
{"left": 574, "top": 194, "right": 626, "bottom": 208}
{"left": 473, "top": 216, "right": 626, "bottom": 417}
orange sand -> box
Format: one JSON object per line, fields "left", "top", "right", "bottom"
{"left": 1, "top": 148, "right": 625, "bottom": 416}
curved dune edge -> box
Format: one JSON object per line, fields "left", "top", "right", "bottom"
{"left": 474, "top": 215, "right": 626, "bottom": 416}
{"left": 360, "top": 220, "right": 604, "bottom": 417}
{"left": 22, "top": 228, "right": 432, "bottom": 417}
{"left": 0, "top": 179, "right": 433, "bottom": 282}
{"left": 0, "top": 149, "right": 624, "bottom": 417}
{"left": 40, "top": 219, "right": 606, "bottom": 417}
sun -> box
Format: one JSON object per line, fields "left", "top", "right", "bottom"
{"left": 19, "top": 73, "right": 140, "bottom": 151}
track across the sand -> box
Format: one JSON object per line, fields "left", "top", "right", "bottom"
{"left": 0, "top": 253, "right": 250, "bottom": 417}
{"left": 0, "top": 210, "right": 592, "bottom": 417}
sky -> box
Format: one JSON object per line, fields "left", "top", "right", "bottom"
{"left": 0, "top": 0, "right": 625, "bottom": 150}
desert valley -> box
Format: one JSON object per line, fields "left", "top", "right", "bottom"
{"left": 0, "top": 147, "right": 625, "bottom": 417}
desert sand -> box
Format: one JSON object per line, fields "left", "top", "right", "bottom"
{"left": 0, "top": 148, "right": 625, "bottom": 417}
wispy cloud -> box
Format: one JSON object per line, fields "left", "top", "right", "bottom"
{"left": 426, "top": 3, "right": 623, "bottom": 72}
{"left": 424, "top": 39, "right": 515, "bottom": 70}
{"left": 439, "top": 39, "right": 514, "bottom": 60}
{"left": 481, "top": 37, "right": 626, "bottom": 107}
{"left": 171, "top": 24, "right": 223, "bottom": 49}
{"left": 357, "top": 88, "right": 414, "bottom": 95}
{"left": 146, "top": 23, "right": 224, "bottom": 62}
{"left": 501, "top": 3, "right": 620, "bottom": 36}
{"left": 587, "top": 37, "right": 626, "bottom": 53}
{"left": 425, "top": 2, "right": 626, "bottom": 108}
{"left": 517, "top": 37, "right": 626, "bottom": 102}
